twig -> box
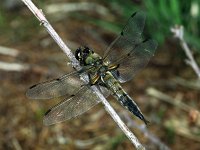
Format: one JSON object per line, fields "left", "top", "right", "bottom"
{"left": 12, "top": 138, "right": 22, "bottom": 150}
{"left": 0, "top": 61, "right": 29, "bottom": 71}
{"left": 172, "top": 77, "right": 200, "bottom": 90}
{"left": 21, "top": 0, "right": 145, "bottom": 149}
{"left": 45, "top": 2, "right": 110, "bottom": 17}
{"left": 146, "top": 87, "right": 198, "bottom": 113}
{"left": 171, "top": 25, "right": 200, "bottom": 79}
{"left": 0, "top": 46, "right": 19, "bottom": 57}
{"left": 0, "top": 46, "right": 29, "bottom": 72}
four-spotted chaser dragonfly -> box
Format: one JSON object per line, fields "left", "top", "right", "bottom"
{"left": 26, "top": 11, "right": 157, "bottom": 125}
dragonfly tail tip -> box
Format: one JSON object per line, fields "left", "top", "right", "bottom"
{"left": 144, "top": 118, "right": 150, "bottom": 125}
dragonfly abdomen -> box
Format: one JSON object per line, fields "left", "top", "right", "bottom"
{"left": 116, "top": 92, "right": 149, "bottom": 125}
{"left": 103, "top": 72, "right": 149, "bottom": 125}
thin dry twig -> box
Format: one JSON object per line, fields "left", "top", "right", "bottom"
{"left": 171, "top": 25, "right": 200, "bottom": 79}
{"left": 12, "top": 138, "right": 22, "bottom": 150}
{"left": 0, "top": 61, "right": 29, "bottom": 71}
{"left": 45, "top": 2, "right": 110, "bottom": 17}
{"left": 21, "top": 0, "right": 145, "bottom": 149}
{"left": 0, "top": 46, "right": 29, "bottom": 71}
{"left": 146, "top": 87, "right": 199, "bottom": 113}
{"left": 0, "top": 46, "right": 19, "bottom": 57}
{"left": 172, "top": 77, "right": 200, "bottom": 90}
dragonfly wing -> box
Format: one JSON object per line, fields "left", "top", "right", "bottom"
{"left": 97, "top": 85, "right": 110, "bottom": 98}
{"left": 26, "top": 71, "right": 85, "bottom": 100}
{"left": 115, "top": 39, "right": 157, "bottom": 83}
{"left": 43, "top": 86, "right": 101, "bottom": 125}
{"left": 103, "top": 11, "right": 145, "bottom": 62}
{"left": 103, "top": 11, "right": 157, "bottom": 83}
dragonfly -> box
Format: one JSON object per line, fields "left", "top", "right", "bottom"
{"left": 26, "top": 11, "right": 157, "bottom": 126}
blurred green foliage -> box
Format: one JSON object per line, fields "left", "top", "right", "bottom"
{"left": 0, "top": 6, "right": 7, "bottom": 29}
{"left": 166, "top": 126, "right": 175, "bottom": 144}
{"left": 0, "top": 11, "right": 5, "bottom": 27}
{"left": 1, "top": 0, "right": 199, "bottom": 52}
{"left": 105, "top": 134, "right": 126, "bottom": 150}
{"left": 34, "top": 107, "right": 46, "bottom": 121}
{"left": 99, "top": 0, "right": 200, "bottom": 52}
{"left": 0, "top": 10, "right": 40, "bottom": 43}
{"left": 157, "top": 106, "right": 167, "bottom": 123}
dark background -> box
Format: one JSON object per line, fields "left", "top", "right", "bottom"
{"left": 0, "top": 0, "right": 200, "bottom": 149}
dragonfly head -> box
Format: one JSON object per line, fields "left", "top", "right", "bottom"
{"left": 75, "top": 46, "right": 94, "bottom": 65}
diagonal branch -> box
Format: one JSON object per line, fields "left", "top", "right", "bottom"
{"left": 21, "top": 0, "right": 145, "bottom": 149}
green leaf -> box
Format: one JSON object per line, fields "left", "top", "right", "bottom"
{"left": 169, "top": 0, "right": 181, "bottom": 24}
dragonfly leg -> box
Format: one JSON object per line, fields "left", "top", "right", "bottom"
{"left": 90, "top": 74, "right": 100, "bottom": 85}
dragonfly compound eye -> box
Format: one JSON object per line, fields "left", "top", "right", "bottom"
{"left": 83, "top": 46, "right": 90, "bottom": 54}
{"left": 82, "top": 46, "right": 92, "bottom": 59}
{"left": 75, "top": 48, "right": 82, "bottom": 61}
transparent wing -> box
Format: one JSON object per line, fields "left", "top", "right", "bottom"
{"left": 43, "top": 86, "right": 101, "bottom": 125}
{"left": 103, "top": 11, "right": 145, "bottom": 62}
{"left": 103, "top": 11, "right": 157, "bottom": 83}
{"left": 113, "top": 39, "right": 157, "bottom": 83}
{"left": 97, "top": 85, "right": 110, "bottom": 98}
{"left": 26, "top": 71, "right": 85, "bottom": 100}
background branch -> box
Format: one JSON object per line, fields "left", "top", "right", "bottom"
{"left": 171, "top": 25, "right": 200, "bottom": 79}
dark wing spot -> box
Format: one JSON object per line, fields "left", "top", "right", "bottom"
{"left": 71, "top": 94, "right": 75, "bottom": 97}
{"left": 56, "top": 78, "right": 60, "bottom": 81}
{"left": 29, "top": 84, "right": 37, "bottom": 89}
{"left": 120, "top": 31, "right": 124, "bottom": 36}
{"left": 45, "top": 108, "right": 52, "bottom": 116}
{"left": 127, "top": 53, "right": 131, "bottom": 56}
{"left": 131, "top": 12, "right": 137, "bottom": 17}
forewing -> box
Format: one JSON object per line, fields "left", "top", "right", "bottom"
{"left": 26, "top": 71, "right": 84, "bottom": 100}
{"left": 103, "top": 11, "right": 146, "bottom": 62}
{"left": 115, "top": 39, "right": 157, "bottom": 83}
{"left": 103, "top": 11, "right": 157, "bottom": 83}
{"left": 43, "top": 86, "right": 101, "bottom": 125}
